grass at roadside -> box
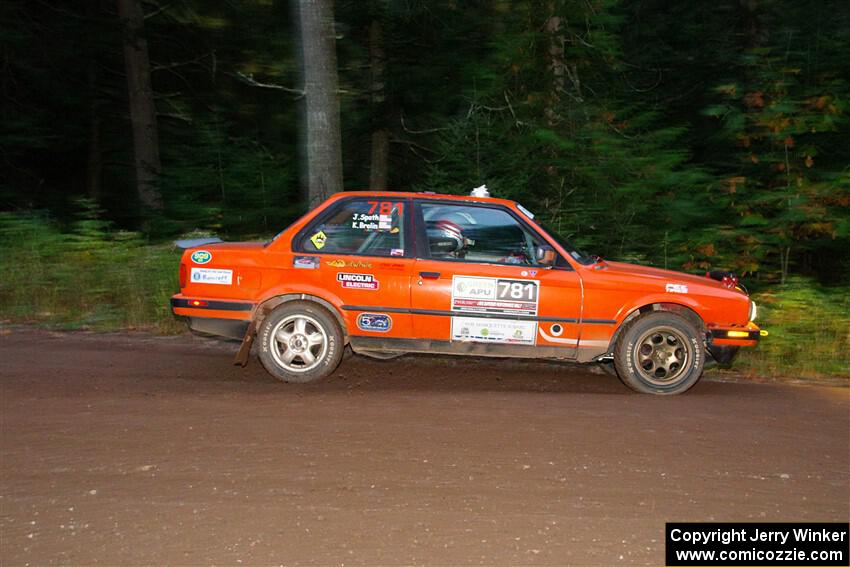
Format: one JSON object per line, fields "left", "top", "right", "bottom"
{"left": 1, "top": 211, "right": 847, "bottom": 379}
{"left": 734, "top": 279, "right": 850, "bottom": 379}
{"left": 0, "top": 210, "right": 184, "bottom": 334}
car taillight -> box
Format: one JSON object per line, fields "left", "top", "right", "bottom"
{"left": 189, "top": 299, "right": 208, "bottom": 307}
{"left": 179, "top": 263, "right": 187, "bottom": 288}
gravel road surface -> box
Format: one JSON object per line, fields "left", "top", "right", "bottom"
{"left": 2, "top": 329, "right": 848, "bottom": 566}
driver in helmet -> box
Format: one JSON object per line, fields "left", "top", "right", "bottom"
{"left": 427, "top": 218, "right": 475, "bottom": 259}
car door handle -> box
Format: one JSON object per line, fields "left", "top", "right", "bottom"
{"left": 419, "top": 271, "right": 441, "bottom": 279}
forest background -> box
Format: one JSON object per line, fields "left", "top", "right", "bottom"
{"left": 1, "top": 0, "right": 848, "bottom": 378}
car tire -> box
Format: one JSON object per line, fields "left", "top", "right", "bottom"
{"left": 257, "top": 302, "right": 343, "bottom": 383}
{"left": 613, "top": 312, "right": 705, "bottom": 395}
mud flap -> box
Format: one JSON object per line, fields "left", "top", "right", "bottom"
{"left": 706, "top": 344, "right": 740, "bottom": 366}
{"left": 233, "top": 319, "right": 258, "bottom": 367}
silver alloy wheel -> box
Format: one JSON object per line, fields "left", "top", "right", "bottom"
{"left": 634, "top": 326, "right": 690, "bottom": 385}
{"left": 269, "top": 314, "right": 328, "bottom": 373}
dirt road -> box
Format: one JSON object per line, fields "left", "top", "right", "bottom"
{"left": 1, "top": 329, "right": 847, "bottom": 566}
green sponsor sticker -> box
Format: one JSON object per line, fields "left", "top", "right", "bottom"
{"left": 191, "top": 250, "right": 212, "bottom": 264}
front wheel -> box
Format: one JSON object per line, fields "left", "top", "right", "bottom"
{"left": 257, "top": 302, "right": 343, "bottom": 383}
{"left": 613, "top": 312, "right": 705, "bottom": 395}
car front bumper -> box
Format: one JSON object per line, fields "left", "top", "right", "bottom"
{"left": 705, "top": 321, "right": 764, "bottom": 365}
{"left": 707, "top": 321, "right": 763, "bottom": 348}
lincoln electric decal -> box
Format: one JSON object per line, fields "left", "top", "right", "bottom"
{"left": 337, "top": 272, "right": 379, "bottom": 290}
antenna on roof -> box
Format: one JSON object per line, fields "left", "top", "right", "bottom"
{"left": 470, "top": 184, "right": 490, "bottom": 198}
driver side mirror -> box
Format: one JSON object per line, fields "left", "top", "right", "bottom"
{"left": 536, "top": 244, "right": 557, "bottom": 266}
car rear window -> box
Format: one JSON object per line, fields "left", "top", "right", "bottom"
{"left": 296, "top": 199, "right": 405, "bottom": 257}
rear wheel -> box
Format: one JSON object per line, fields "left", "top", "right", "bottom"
{"left": 258, "top": 302, "right": 343, "bottom": 383}
{"left": 613, "top": 312, "right": 705, "bottom": 395}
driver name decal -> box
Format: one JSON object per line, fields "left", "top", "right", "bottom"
{"left": 451, "top": 276, "right": 539, "bottom": 316}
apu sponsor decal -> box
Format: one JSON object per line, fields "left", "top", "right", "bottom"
{"left": 451, "top": 276, "right": 539, "bottom": 316}
{"left": 337, "top": 272, "right": 379, "bottom": 290}
{"left": 665, "top": 283, "right": 689, "bottom": 294}
{"left": 190, "top": 267, "right": 232, "bottom": 285}
{"left": 190, "top": 250, "right": 212, "bottom": 264}
{"left": 293, "top": 255, "right": 319, "bottom": 269}
{"left": 357, "top": 313, "right": 392, "bottom": 332}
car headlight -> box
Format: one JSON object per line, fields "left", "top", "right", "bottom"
{"left": 748, "top": 300, "right": 758, "bottom": 322}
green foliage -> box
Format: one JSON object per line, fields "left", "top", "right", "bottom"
{"left": 159, "top": 117, "right": 302, "bottom": 238}
{"left": 0, "top": 206, "right": 183, "bottom": 333}
{"left": 735, "top": 278, "right": 850, "bottom": 379}
{"left": 703, "top": 46, "right": 849, "bottom": 281}
{"left": 412, "top": 0, "right": 716, "bottom": 269}
{"left": 1, "top": 0, "right": 849, "bottom": 380}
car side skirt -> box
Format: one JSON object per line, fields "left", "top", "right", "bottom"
{"left": 350, "top": 336, "right": 579, "bottom": 361}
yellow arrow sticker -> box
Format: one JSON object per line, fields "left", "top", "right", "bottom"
{"left": 310, "top": 230, "right": 327, "bottom": 250}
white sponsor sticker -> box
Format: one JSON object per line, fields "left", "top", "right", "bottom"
{"left": 516, "top": 203, "right": 535, "bottom": 219}
{"left": 665, "top": 283, "right": 689, "bottom": 294}
{"left": 452, "top": 276, "right": 539, "bottom": 316}
{"left": 337, "top": 272, "right": 379, "bottom": 290}
{"left": 190, "top": 267, "right": 233, "bottom": 285}
{"left": 451, "top": 316, "right": 537, "bottom": 345}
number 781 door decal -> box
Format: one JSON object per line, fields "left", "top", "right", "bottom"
{"left": 451, "top": 276, "right": 539, "bottom": 316}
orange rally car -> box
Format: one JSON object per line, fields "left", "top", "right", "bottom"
{"left": 171, "top": 188, "right": 763, "bottom": 394}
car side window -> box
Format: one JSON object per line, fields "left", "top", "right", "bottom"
{"left": 297, "top": 199, "right": 405, "bottom": 257}
{"left": 420, "top": 203, "right": 553, "bottom": 266}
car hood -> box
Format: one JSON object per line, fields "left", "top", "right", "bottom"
{"left": 600, "top": 261, "right": 737, "bottom": 291}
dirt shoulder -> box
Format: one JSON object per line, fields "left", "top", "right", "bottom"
{"left": 2, "top": 329, "right": 848, "bottom": 566}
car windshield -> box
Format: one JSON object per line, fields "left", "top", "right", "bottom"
{"left": 536, "top": 222, "right": 596, "bottom": 265}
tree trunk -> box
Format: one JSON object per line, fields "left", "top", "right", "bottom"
{"left": 370, "top": 129, "right": 389, "bottom": 189}
{"left": 86, "top": 48, "right": 102, "bottom": 201}
{"left": 544, "top": 3, "right": 567, "bottom": 186}
{"left": 297, "top": 0, "right": 344, "bottom": 208}
{"left": 86, "top": 1, "right": 102, "bottom": 201}
{"left": 117, "top": 0, "right": 163, "bottom": 211}
{"left": 544, "top": 6, "right": 564, "bottom": 126}
{"left": 368, "top": 17, "right": 389, "bottom": 189}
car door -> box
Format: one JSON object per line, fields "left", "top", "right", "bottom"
{"left": 411, "top": 200, "right": 582, "bottom": 358}
{"left": 293, "top": 196, "right": 414, "bottom": 337}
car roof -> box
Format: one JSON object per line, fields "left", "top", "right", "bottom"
{"left": 325, "top": 191, "right": 519, "bottom": 208}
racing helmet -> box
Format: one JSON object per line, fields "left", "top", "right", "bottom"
{"left": 428, "top": 219, "right": 465, "bottom": 253}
